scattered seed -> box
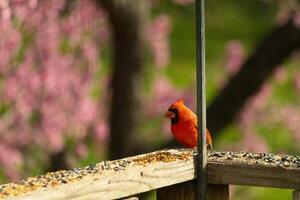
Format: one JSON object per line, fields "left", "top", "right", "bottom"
{"left": 1, "top": 149, "right": 300, "bottom": 199}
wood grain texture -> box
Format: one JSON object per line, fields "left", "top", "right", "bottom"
{"left": 2, "top": 149, "right": 195, "bottom": 200}
{"left": 157, "top": 181, "right": 197, "bottom": 200}
{"left": 207, "top": 162, "right": 300, "bottom": 188}
{"left": 2, "top": 149, "right": 300, "bottom": 200}
{"left": 207, "top": 184, "right": 229, "bottom": 200}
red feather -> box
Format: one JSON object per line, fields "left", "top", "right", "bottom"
{"left": 165, "top": 99, "right": 212, "bottom": 148}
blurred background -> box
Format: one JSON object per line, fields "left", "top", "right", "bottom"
{"left": 1, "top": 0, "right": 300, "bottom": 199}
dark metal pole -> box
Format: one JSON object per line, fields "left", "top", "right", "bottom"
{"left": 196, "top": 0, "right": 207, "bottom": 199}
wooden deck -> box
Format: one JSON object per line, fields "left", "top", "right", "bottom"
{"left": 1, "top": 149, "right": 300, "bottom": 200}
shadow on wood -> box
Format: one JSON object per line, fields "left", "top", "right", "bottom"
{"left": 208, "top": 184, "right": 229, "bottom": 200}
{"left": 157, "top": 181, "right": 197, "bottom": 200}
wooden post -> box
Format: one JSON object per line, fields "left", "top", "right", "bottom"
{"left": 157, "top": 181, "right": 197, "bottom": 200}
{"left": 207, "top": 184, "right": 229, "bottom": 200}
{"left": 293, "top": 190, "right": 300, "bottom": 200}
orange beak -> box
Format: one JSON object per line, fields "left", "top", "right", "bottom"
{"left": 165, "top": 110, "right": 175, "bottom": 118}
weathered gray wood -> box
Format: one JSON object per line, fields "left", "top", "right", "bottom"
{"left": 207, "top": 162, "right": 300, "bottom": 188}
{"left": 2, "top": 149, "right": 300, "bottom": 200}
{"left": 293, "top": 190, "right": 300, "bottom": 200}
{"left": 1, "top": 149, "right": 195, "bottom": 200}
{"left": 157, "top": 181, "right": 197, "bottom": 200}
{"left": 207, "top": 184, "right": 229, "bottom": 200}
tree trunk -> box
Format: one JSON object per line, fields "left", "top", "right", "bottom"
{"left": 48, "top": 150, "right": 69, "bottom": 172}
{"left": 96, "top": 0, "right": 145, "bottom": 159}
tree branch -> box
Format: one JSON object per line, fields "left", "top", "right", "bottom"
{"left": 207, "top": 19, "right": 300, "bottom": 134}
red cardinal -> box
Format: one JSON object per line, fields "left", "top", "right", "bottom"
{"left": 165, "top": 99, "right": 212, "bottom": 149}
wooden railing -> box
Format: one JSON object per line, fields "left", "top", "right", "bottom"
{"left": 1, "top": 149, "right": 300, "bottom": 200}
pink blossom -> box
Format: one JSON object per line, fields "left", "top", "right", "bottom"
{"left": 238, "top": 83, "right": 272, "bottom": 129}
{"left": 161, "top": 120, "right": 172, "bottom": 139}
{"left": 172, "top": 0, "right": 194, "bottom": 5}
{"left": 224, "top": 40, "right": 245, "bottom": 75}
{"left": 233, "top": 130, "right": 268, "bottom": 153}
{"left": 294, "top": 72, "right": 300, "bottom": 92}
{"left": 145, "top": 75, "right": 179, "bottom": 116}
{"left": 82, "top": 40, "right": 99, "bottom": 69}
{"left": 75, "top": 143, "right": 88, "bottom": 158}
{"left": 273, "top": 66, "right": 287, "bottom": 82}
{"left": 45, "top": 132, "right": 64, "bottom": 153}
{"left": 0, "top": 0, "right": 109, "bottom": 180}
{"left": 76, "top": 98, "right": 98, "bottom": 125}
{"left": 0, "top": 143, "right": 22, "bottom": 181}
{"left": 0, "top": 22, "right": 21, "bottom": 72}
{"left": 146, "top": 14, "right": 171, "bottom": 68}
{"left": 95, "top": 122, "right": 108, "bottom": 141}
{"left": 238, "top": 104, "right": 256, "bottom": 128}
{"left": 0, "top": 144, "right": 22, "bottom": 168}
{"left": 275, "top": 9, "right": 291, "bottom": 25}
{"left": 181, "top": 88, "right": 196, "bottom": 111}
{"left": 293, "top": 12, "right": 300, "bottom": 28}
{"left": 0, "top": 0, "right": 11, "bottom": 20}
{"left": 281, "top": 106, "right": 300, "bottom": 141}
{"left": 250, "top": 83, "right": 272, "bottom": 110}
{"left": 0, "top": 0, "right": 181, "bottom": 181}
{"left": 276, "top": 9, "right": 300, "bottom": 28}
{"left": 235, "top": 82, "right": 272, "bottom": 153}
{"left": 28, "top": 0, "right": 38, "bottom": 9}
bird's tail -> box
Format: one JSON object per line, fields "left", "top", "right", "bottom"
{"left": 207, "top": 142, "right": 213, "bottom": 150}
{"left": 206, "top": 129, "right": 213, "bottom": 150}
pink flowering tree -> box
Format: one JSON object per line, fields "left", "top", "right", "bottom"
{"left": 0, "top": 0, "right": 180, "bottom": 181}
{"left": 0, "top": 0, "right": 110, "bottom": 180}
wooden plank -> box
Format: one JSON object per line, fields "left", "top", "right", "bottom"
{"left": 1, "top": 149, "right": 195, "bottom": 200}
{"left": 207, "top": 184, "right": 229, "bottom": 200}
{"left": 293, "top": 190, "right": 300, "bottom": 200}
{"left": 1, "top": 150, "right": 300, "bottom": 200}
{"left": 157, "top": 181, "right": 197, "bottom": 200}
{"left": 207, "top": 151, "right": 300, "bottom": 189}
{"left": 207, "top": 161, "right": 300, "bottom": 188}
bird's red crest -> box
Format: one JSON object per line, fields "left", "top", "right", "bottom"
{"left": 168, "top": 98, "right": 185, "bottom": 110}
{"left": 174, "top": 98, "right": 184, "bottom": 105}
{"left": 177, "top": 98, "right": 184, "bottom": 103}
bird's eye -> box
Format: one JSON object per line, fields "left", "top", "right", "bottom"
{"left": 167, "top": 107, "right": 179, "bottom": 124}
{"left": 168, "top": 108, "right": 179, "bottom": 114}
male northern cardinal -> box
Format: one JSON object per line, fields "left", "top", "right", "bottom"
{"left": 165, "top": 99, "right": 212, "bottom": 149}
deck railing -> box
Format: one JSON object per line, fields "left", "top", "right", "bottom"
{"left": 1, "top": 149, "right": 300, "bottom": 200}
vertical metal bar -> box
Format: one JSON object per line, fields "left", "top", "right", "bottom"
{"left": 195, "top": 0, "right": 207, "bottom": 199}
